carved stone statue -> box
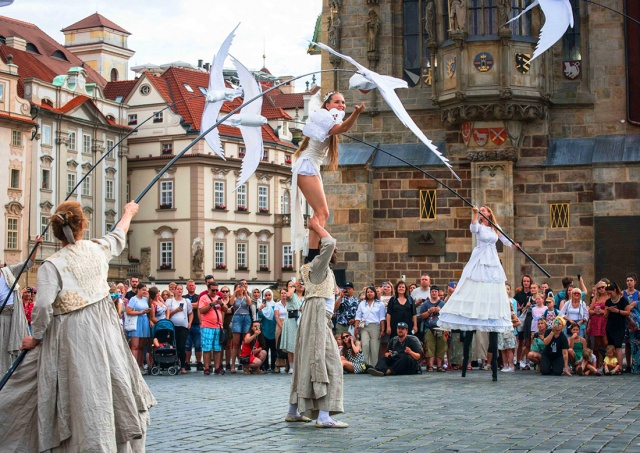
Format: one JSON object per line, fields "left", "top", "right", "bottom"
{"left": 498, "top": 0, "right": 511, "bottom": 31}
{"left": 450, "top": 0, "right": 466, "bottom": 31}
{"left": 328, "top": 13, "right": 342, "bottom": 49}
{"left": 140, "top": 247, "right": 151, "bottom": 278}
{"left": 366, "top": 9, "right": 380, "bottom": 52}
{"left": 424, "top": 0, "right": 437, "bottom": 41}
{"left": 330, "top": 0, "right": 342, "bottom": 11}
{"left": 192, "top": 237, "right": 204, "bottom": 272}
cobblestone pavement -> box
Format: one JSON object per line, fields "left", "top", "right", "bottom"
{"left": 144, "top": 368, "right": 640, "bottom": 452}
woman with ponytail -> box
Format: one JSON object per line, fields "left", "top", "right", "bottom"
{"left": 291, "top": 92, "right": 364, "bottom": 261}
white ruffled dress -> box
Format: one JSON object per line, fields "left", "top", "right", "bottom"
{"left": 290, "top": 109, "right": 342, "bottom": 254}
{"left": 438, "top": 221, "right": 513, "bottom": 332}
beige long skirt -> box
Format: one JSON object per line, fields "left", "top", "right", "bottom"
{"left": 289, "top": 297, "right": 343, "bottom": 419}
{"left": 0, "top": 297, "right": 156, "bottom": 452}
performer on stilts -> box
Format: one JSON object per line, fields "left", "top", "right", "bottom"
{"left": 0, "top": 237, "right": 42, "bottom": 376}
{"left": 438, "top": 205, "right": 520, "bottom": 381}
{"left": 291, "top": 92, "right": 364, "bottom": 262}
{"left": 0, "top": 200, "right": 155, "bottom": 451}
{"left": 286, "top": 216, "right": 347, "bottom": 428}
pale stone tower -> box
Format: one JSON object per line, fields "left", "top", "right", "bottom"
{"left": 61, "top": 13, "right": 135, "bottom": 82}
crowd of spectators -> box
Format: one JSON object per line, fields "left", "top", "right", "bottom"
{"left": 36, "top": 270, "right": 637, "bottom": 379}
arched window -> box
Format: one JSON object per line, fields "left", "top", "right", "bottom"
{"left": 562, "top": 0, "right": 581, "bottom": 60}
{"left": 51, "top": 50, "right": 68, "bottom": 61}
{"left": 280, "top": 190, "right": 290, "bottom": 214}
{"left": 110, "top": 68, "right": 119, "bottom": 82}
{"left": 468, "top": 0, "right": 498, "bottom": 36}
{"left": 26, "top": 42, "right": 40, "bottom": 54}
{"left": 509, "top": 0, "right": 533, "bottom": 37}
{"left": 402, "top": 0, "right": 433, "bottom": 87}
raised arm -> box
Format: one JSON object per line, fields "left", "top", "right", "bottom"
{"left": 115, "top": 201, "right": 139, "bottom": 236}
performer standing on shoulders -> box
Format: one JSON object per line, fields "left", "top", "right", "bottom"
{"left": 438, "top": 205, "right": 520, "bottom": 381}
{"left": 0, "top": 201, "right": 155, "bottom": 452}
{"left": 291, "top": 92, "right": 364, "bottom": 261}
{"left": 286, "top": 216, "right": 347, "bottom": 428}
{"left": 0, "top": 236, "right": 43, "bottom": 375}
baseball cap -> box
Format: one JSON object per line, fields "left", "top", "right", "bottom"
{"left": 344, "top": 282, "right": 354, "bottom": 289}
{"left": 397, "top": 322, "right": 409, "bottom": 329}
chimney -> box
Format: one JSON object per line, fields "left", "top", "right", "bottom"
{"left": 203, "top": 62, "right": 210, "bottom": 72}
{"left": 5, "top": 37, "right": 27, "bottom": 52}
{"left": 198, "top": 59, "right": 203, "bottom": 68}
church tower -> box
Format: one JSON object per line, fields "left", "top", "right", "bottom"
{"left": 61, "top": 13, "right": 135, "bottom": 82}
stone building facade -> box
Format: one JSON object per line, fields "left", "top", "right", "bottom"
{"left": 319, "top": 0, "right": 640, "bottom": 291}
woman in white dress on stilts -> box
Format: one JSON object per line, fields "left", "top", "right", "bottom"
{"left": 438, "top": 205, "right": 520, "bottom": 381}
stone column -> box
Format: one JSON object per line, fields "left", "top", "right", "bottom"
{"left": 323, "top": 165, "right": 373, "bottom": 289}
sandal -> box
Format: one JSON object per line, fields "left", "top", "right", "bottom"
{"left": 467, "top": 364, "right": 473, "bottom": 371}
{"left": 451, "top": 365, "right": 461, "bottom": 371}
{"left": 523, "top": 365, "right": 531, "bottom": 371}
{"left": 427, "top": 366, "right": 435, "bottom": 372}
{"left": 437, "top": 366, "right": 446, "bottom": 372}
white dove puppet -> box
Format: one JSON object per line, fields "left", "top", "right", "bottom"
{"left": 507, "top": 0, "right": 573, "bottom": 62}
{"left": 312, "top": 41, "right": 460, "bottom": 181}
{"left": 202, "top": 23, "right": 243, "bottom": 160}
{"left": 227, "top": 55, "right": 268, "bottom": 190}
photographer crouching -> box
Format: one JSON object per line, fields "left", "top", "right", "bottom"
{"left": 367, "top": 322, "right": 422, "bottom": 376}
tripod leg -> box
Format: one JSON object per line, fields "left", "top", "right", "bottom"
{"left": 489, "top": 332, "right": 499, "bottom": 381}
{"left": 461, "top": 331, "right": 475, "bottom": 377}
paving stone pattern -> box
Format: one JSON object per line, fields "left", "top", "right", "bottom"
{"left": 144, "top": 370, "right": 640, "bottom": 452}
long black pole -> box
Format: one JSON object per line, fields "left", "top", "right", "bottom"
{"left": 1, "top": 68, "right": 355, "bottom": 392}
{"left": 343, "top": 133, "right": 551, "bottom": 278}
{"left": 581, "top": 0, "right": 640, "bottom": 26}
{"left": 0, "top": 94, "right": 206, "bottom": 318}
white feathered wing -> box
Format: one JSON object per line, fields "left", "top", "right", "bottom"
{"left": 313, "top": 41, "right": 460, "bottom": 181}
{"left": 508, "top": 0, "right": 573, "bottom": 62}
{"left": 230, "top": 55, "right": 266, "bottom": 190}
{"left": 202, "top": 24, "right": 239, "bottom": 159}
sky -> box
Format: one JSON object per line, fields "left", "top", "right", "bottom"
{"left": 3, "top": 0, "right": 323, "bottom": 90}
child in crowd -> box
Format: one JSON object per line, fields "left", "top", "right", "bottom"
{"left": 153, "top": 337, "right": 174, "bottom": 350}
{"left": 542, "top": 297, "right": 559, "bottom": 327}
{"left": 527, "top": 318, "right": 548, "bottom": 372}
{"left": 531, "top": 293, "right": 547, "bottom": 326}
{"left": 603, "top": 345, "right": 621, "bottom": 375}
{"left": 575, "top": 348, "right": 600, "bottom": 376}
{"left": 568, "top": 324, "right": 587, "bottom": 366}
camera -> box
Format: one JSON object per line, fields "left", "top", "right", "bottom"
{"left": 389, "top": 351, "right": 399, "bottom": 359}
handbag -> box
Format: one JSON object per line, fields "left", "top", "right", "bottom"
{"left": 517, "top": 309, "right": 527, "bottom": 332}
{"left": 124, "top": 313, "right": 138, "bottom": 332}
{"left": 212, "top": 301, "right": 228, "bottom": 346}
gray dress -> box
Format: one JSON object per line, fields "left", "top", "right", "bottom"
{"left": 0, "top": 228, "right": 156, "bottom": 452}
{"left": 280, "top": 292, "right": 303, "bottom": 353}
{"left": 0, "top": 260, "right": 31, "bottom": 375}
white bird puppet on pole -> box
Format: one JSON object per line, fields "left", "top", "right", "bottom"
{"left": 227, "top": 54, "right": 268, "bottom": 190}
{"left": 312, "top": 41, "right": 460, "bottom": 181}
{"left": 202, "top": 23, "right": 243, "bottom": 159}
{"left": 507, "top": 0, "right": 574, "bottom": 62}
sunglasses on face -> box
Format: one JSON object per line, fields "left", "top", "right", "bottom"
{"left": 597, "top": 287, "right": 605, "bottom": 290}
{"left": 341, "top": 335, "right": 350, "bottom": 339}
{"left": 221, "top": 290, "right": 229, "bottom": 293}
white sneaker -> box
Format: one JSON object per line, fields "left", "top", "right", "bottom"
{"left": 501, "top": 366, "right": 514, "bottom": 373}
{"left": 288, "top": 367, "right": 294, "bottom": 374}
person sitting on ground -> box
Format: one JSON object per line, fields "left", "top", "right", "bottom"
{"left": 575, "top": 348, "right": 600, "bottom": 376}
{"left": 367, "top": 322, "right": 422, "bottom": 376}
{"left": 527, "top": 318, "right": 548, "bottom": 371}
{"left": 340, "top": 332, "right": 366, "bottom": 374}
{"left": 603, "top": 344, "right": 621, "bottom": 375}
{"left": 567, "top": 323, "right": 587, "bottom": 366}
{"left": 240, "top": 321, "right": 268, "bottom": 374}
{"left": 540, "top": 317, "right": 571, "bottom": 376}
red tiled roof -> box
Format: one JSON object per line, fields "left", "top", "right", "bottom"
{"left": 0, "top": 15, "right": 106, "bottom": 95}
{"left": 36, "top": 95, "right": 130, "bottom": 129}
{"left": 217, "top": 123, "right": 295, "bottom": 149}
{"left": 61, "top": 13, "right": 130, "bottom": 35}
{"left": 104, "top": 79, "right": 136, "bottom": 101}
{"left": 261, "top": 106, "right": 292, "bottom": 120}
{"left": 0, "top": 111, "right": 36, "bottom": 125}
{"left": 267, "top": 92, "right": 304, "bottom": 109}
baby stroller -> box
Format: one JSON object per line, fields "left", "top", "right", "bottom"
{"left": 150, "top": 319, "right": 181, "bottom": 376}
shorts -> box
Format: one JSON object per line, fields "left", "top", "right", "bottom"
{"left": 424, "top": 329, "right": 447, "bottom": 358}
{"left": 231, "top": 314, "right": 252, "bottom": 334}
{"left": 201, "top": 327, "right": 222, "bottom": 353}
{"left": 607, "top": 326, "right": 625, "bottom": 349}
{"left": 297, "top": 159, "right": 320, "bottom": 176}
{"left": 185, "top": 324, "right": 202, "bottom": 352}
{"left": 498, "top": 331, "right": 517, "bottom": 351}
